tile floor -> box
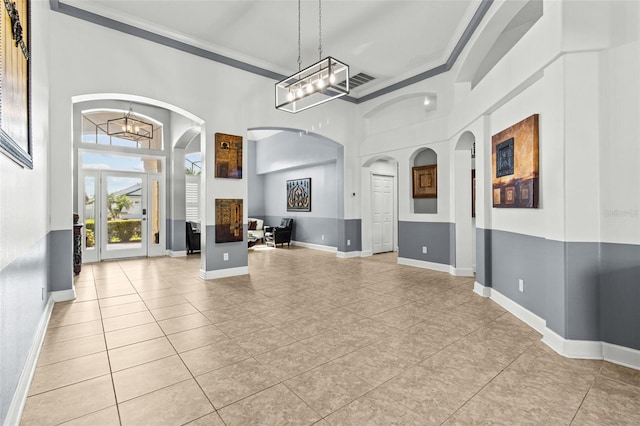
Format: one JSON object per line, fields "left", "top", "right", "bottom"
{"left": 21, "top": 246, "right": 640, "bottom": 425}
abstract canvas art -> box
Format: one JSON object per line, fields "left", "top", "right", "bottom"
{"left": 0, "top": 0, "right": 32, "bottom": 168}
{"left": 215, "top": 198, "right": 243, "bottom": 243}
{"left": 412, "top": 165, "right": 437, "bottom": 198}
{"left": 215, "top": 133, "right": 242, "bottom": 179}
{"left": 286, "top": 178, "right": 311, "bottom": 212}
{"left": 492, "top": 114, "right": 539, "bottom": 208}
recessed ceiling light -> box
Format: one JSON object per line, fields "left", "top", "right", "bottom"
{"left": 424, "top": 98, "right": 430, "bottom": 106}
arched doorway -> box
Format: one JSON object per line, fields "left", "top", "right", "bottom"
{"left": 361, "top": 156, "right": 398, "bottom": 256}
{"left": 453, "top": 131, "right": 476, "bottom": 276}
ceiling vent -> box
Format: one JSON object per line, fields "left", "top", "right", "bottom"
{"left": 338, "top": 72, "right": 375, "bottom": 90}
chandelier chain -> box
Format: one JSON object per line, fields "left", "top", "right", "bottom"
{"left": 318, "top": 0, "right": 322, "bottom": 60}
{"left": 297, "top": 0, "right": 302, "bottom": 71}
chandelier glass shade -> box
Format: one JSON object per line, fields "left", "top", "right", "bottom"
{"left": 276, "top": 57, "right": 349, "bottom": 113}
{"left": 107, "top": 108, "right": 154, "bottom": 142}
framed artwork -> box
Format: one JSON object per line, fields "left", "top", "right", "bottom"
{"left": 0, "top": 0, "right": 32, "bottom": 168}
{"left": 412, "top": 165, "right": 437, "bottom": 198}
{"left": 286, "top": 178, "right": 311, "bottom": 212}
{"left": 215, "top": 198, "right": 243, "bottom": 243}
{"left": 215, "top": 133, "right": 242, "bottom": 179}
{"left": 492, "top": 114, "right": 539, "bottom": 208}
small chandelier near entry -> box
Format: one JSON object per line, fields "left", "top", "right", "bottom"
{"left": 275, "top": 0, "right": 349, "bottom": 113}
{"left": 107, "top": 105, "right": 154, "bottom": 142}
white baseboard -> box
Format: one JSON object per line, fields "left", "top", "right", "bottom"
{"left": 453, "top": 267, "right": 475, "bottom": 277}
{"left": 51, "top": 287, "right": 76, "bottom": 302}
{"left": 473, "top": 281, "right": 492, "bottom": 297}
{"left": 475, "top": 285, "right": 640, "bottom": 371}
{"left": 291, "top": 241, "right": 337, "bottom": 253}
{"left": 360, "top": 250, "right": 373, "bottom": 257}
{"left": 167, "top": 250, "right": 187, "bottom": 257}
{"left": 397, "top": 257, "right": 451, "bottom": 274}
{"left": 199, "top": 266, "right": 249, "bottom": 280}
{"left": 4, "top": 296, "right": 55, "bottom": 426}
{"left": 337, "top": 251, "right": 361, "bottom": 259}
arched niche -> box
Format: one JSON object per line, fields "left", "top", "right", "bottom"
{"left": 453, "top": 130, "right": 476, "bottom": 276}
{"left": 411, "top": 147, "right": 438, "bottom": 214}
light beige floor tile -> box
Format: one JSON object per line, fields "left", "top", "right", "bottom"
{"left": 98, "top": 293, "right": 142, "bottom": 308}
{"left": 600, "top": 362, "right": 640, "bottom": 388}
{"left": 180, "top": 341, "right": 250, "bottom": 376}
{"left": 99, "top": 301, "right": 148, "bottom": 319}
{"left": 118, "top": 379, "right": 214, "bottom": 426}
{"left": 285, "top": 362, "right": 374, "bottom": 417}
{"left": 74, "top": 286, "right": 97, "bottom": 302}
{"left": 216, "top": 314, "right": 272, "bottom": 337}
{"left": 158, "top": 311, "right": 212, "bottom": 334}
{"left": 142, "top": 294, "right": 188, "bottom": 309}
{"left": 325, "top": 388, "right": 424, "bottom": 425}
{"left": 102, "top": 310, "right": 156, "bottom": 332}
{"left": 150, "top": 302, "right": 198, "bottom": 320}
{"left": 572, "top": 376, "right": 640, "bottom": 425}
{"left": 43, "top": 320, "right": 103, "bottom": 346}
{"left": 104, "top": 321, "right": 164, "bottom": 349}
{"left": 232, "top": 326, "right": 296, "bottom": 355}
{"left": 166, "top": 324, "right": 228, "bottom": 353}
{"left": 108, "top": 336, "right": 176, "bottom": 371}
{"left": 332, "top": 346, "right": 413, "bottom": 386}
{"left": 58, "top": 406, "right": 120, "bottom": 426}
{"left": 95, "top": 282, "right": 136, "bottom": 299}
{"left": 52, "top": 300, "right": 99, "bottom": 315}
{"left": 112, "top": 354, "right": 191, "bottom": 402}
{"left": 196, "top": 357, "right": 279, "bottom": 409}
{"left": 37, "top": 334, "right": 106, "bottom": 366}
{"left": 138, "top": 287, "right": 181, "bottom": 301}
{"left": 21, "top": 375, "right": 115, "bottom": 425}
{"left": 218, "top": 384, "right": 320, "bottom": 426}
{"left": 28, "top": 352, "right": 110, "bottom": 396}
{"left": 48, "top": 307, "right": 102, "bottom": 328}
{"left": 184, "top": 412, "right": 226, "bottom": 426}
{"left": 255, "top": 342, "right": 330, "bottom": 381}
{"left": 200, "top": 304, "right": 251, "bottom": 323}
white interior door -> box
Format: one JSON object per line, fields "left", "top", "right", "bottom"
{"left": 101, "top": 171, "right": 148, "bottom": 260}
{"left": 372, "top": 174, "right": 394, "bottom": 254}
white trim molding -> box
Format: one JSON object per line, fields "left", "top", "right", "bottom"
{"left": 453, "top": 267, "right": 475, "bottom": 277}
{"left": 397, "top": 257, "right": 451, "bottom": 274}
{"left": 360, "top": 250, "right": 373, "bottom": 257}
{"left": 5, "top": 296, "right": 55, "bottom": 426}
{"left": 199, "top": 266, "right": 249, "bottom": 280}
{"left": 291, "top": 241, "right": 337, "bottom": 253}
{"left": 51, "top": 287, "right": 76, "bottom": 302}
{"left": 337, "top": 251, "right": 361, "bottom": 259}
{"left": 475, "top": 285, "right": 640, "bottom": 371}
{"left": 167, "top": 250, "right": 187, "bottom": 257}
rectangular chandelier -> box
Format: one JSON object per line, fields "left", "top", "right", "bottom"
{"left": 275, "top": 57, "right": 349, "bottom": 113}
{"left": 107, "top": 115, "right": 154, "bottom": 142}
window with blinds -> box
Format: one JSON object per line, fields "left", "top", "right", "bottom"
{"left": 185, "top": 176, "right": 200, "bottom": 222}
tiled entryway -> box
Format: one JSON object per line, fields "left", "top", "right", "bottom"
{"left": 21, "top": 246, "right": 640, "bottom": 425}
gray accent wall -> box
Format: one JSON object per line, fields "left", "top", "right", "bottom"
{"left": 477, "top": 228, "right": 640, "bottom": 350}
{"left": 204, "top": 225, "right": 248, "bottom": 271}
{"left": 48, "top": 230, "right": 74, "bottom": 292}
{"left": 398, "top": 221, "right": 454, "bottom": 266}
{"left": 168, "top": 218, "right": 186, "bottom": 252}
{"left": 0, "top": 234, "right": 50, "bottom": 423}
{"left": 264, "top": 216, "right": 338, "bottom": 248}
{"left": 338, "top": 219, "right": 362, "bottom": 252}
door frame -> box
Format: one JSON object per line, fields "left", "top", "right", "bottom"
{"left": 371, "top": 173, "right": 395, "bottom": 254}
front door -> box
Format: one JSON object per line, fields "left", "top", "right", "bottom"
{"left": 101, "top": 172, "right": 148, "bottom": 260}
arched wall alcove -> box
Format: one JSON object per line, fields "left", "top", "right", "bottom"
{"left": 411, "top": 147, "right": 438, "bottom": 214}
{"left": 453, "top": 130, "right": 476, "bottom": 276}
{"left": 360, "top": 155, "right": 399, "bottom": 257}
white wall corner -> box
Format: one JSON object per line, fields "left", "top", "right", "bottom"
{"left": 337, "top": 251, "right": 361, "bottom": 259}
{"left": 4, "top": 297, "right": 54, "bottom": 426}
{"left": 199, "top": 266, "right": 249, "bottom": 280}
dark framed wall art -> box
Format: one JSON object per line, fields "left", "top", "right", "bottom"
{"left": 215, "top": 133, "right": 242, "bottom": 179}
{"left": 0, "top": 0, "right": 32, "bottom": 168}
{"left": 215, "top": 198, "right": 243, "bottom": 243}
{"left": 491, "top": 114, "right": 539, "bottom": 208}
{"left": 412, "top": 165, "right": 437, "bottom": 198}
{"left": 286, "top": 178, "right": 311, "bottom": 212}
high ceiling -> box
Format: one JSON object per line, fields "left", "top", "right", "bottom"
{"left": 59, "top": 0, "right": 485, "bottom": 99}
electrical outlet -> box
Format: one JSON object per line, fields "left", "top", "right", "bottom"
{"left": 347, "top": 239, "right": 351, "bottom": 246}
{"left": 518, "top": 279, "right": 524, "bottom": 292}
{"left": 223, "top": 253, "right": 229, "bottom": 261}
{"left": 321, "top": 235, "right": 325, "bottom": 241}
{"left": 422, "top": 246, "right": 427, "bottom": 254}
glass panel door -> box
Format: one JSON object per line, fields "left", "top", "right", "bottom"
{"left": 148, "top": 174, "right": 164, "bottom": 257}
{"left": 101, "top": 172, "right": 148, "bottom": 260}
{"left": 82, "top": 171, "right": 99, "bottom": 263}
